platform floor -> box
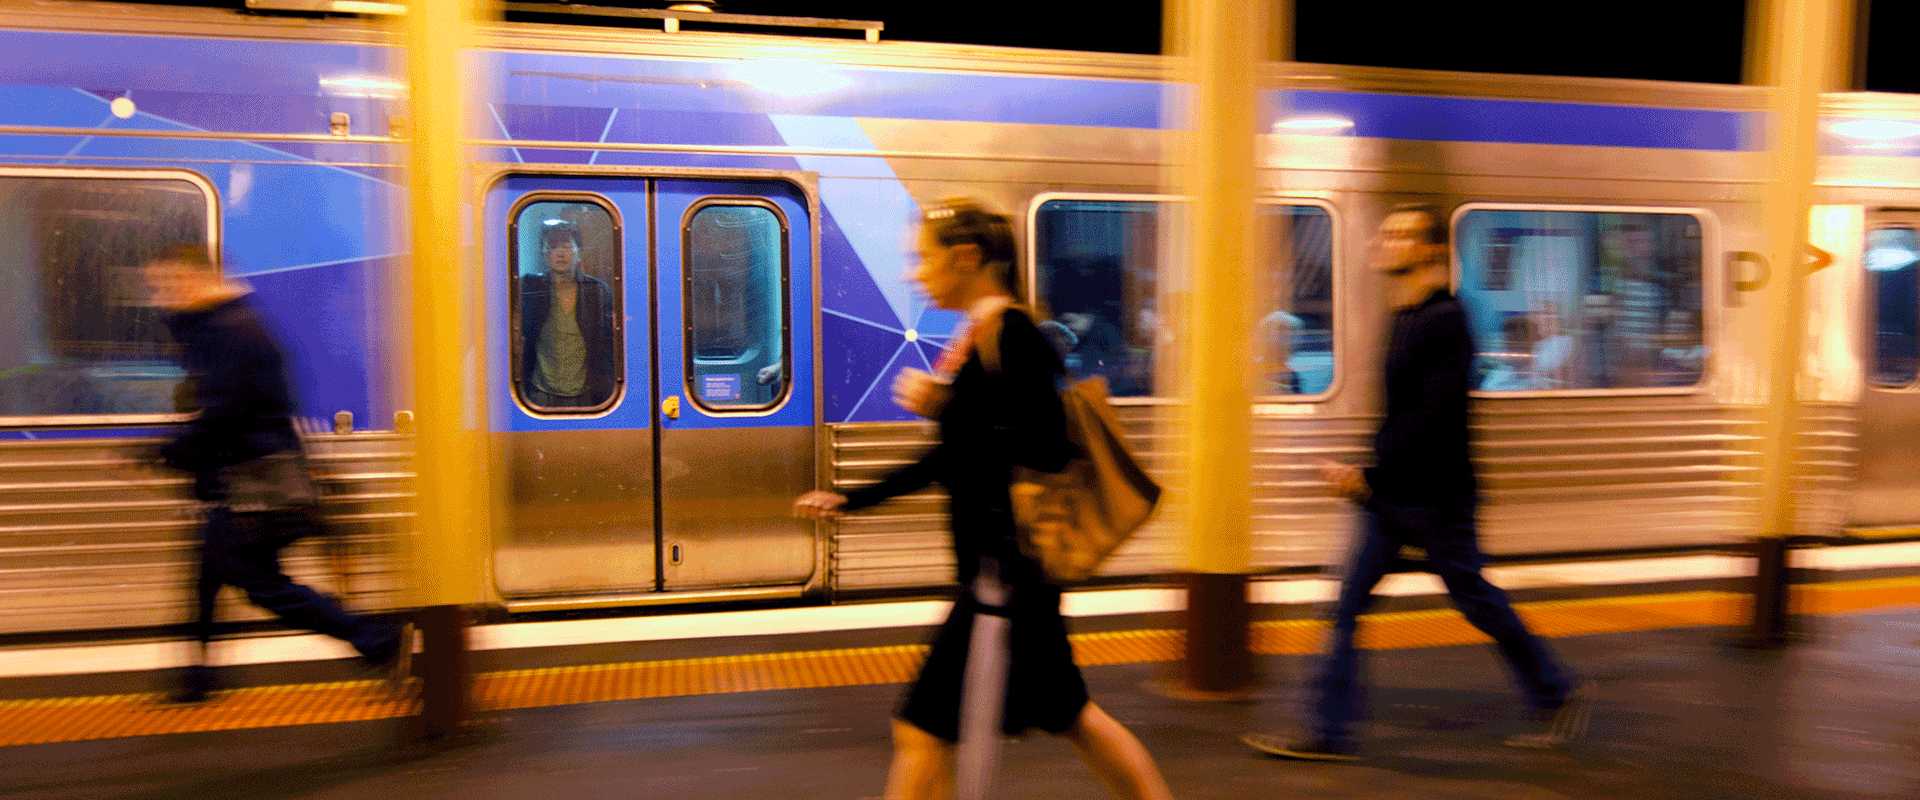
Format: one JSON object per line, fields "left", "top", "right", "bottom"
{"left": 2, "top": 573, "right": 1917, "bottom": 800}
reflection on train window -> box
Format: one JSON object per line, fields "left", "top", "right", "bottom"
{"left": 685, "top": 202, "right": 787, "bottom": 411}
{"left": 1259, "top": 205, "right": 1336, "bottom": 395}
{"left": 1456, "top": 208, "right": 1706, "bottom": 391}
{"left": 512, "top": 199, "right": 623, "bottom": 412}
{"left": 1867, "top": 227, "right": 1920, "bottom": 387}
{"left": 1035, "top": 199, "right": 1167, "bottom": 397}
{"left": 0, "top": 175, "right": 206, "bottom": 418}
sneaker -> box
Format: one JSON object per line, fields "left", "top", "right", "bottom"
{"left": 1505, "top": 679, "right": 1596, "bottom": 749}
{"left": 1241, "top": 732, "right": 1360, "bottom": 762}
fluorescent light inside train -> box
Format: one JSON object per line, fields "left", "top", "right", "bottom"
{"left": 726, "top": 61, "right": 852, "bottom": 98}
{"left": 1272, "top": 116, "right": 1355, "bottom": 134}
{"left": 1830, "top": 119, "right": 1920, "bottom": 141}
{"left": 320, "top": 75, "right": 406, "bottom": 99}
{"left": 1866, "top": 246, "right": 1920, "bottom": 272}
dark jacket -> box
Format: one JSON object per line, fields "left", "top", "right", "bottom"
{"left": 1364, "top": 289, "right": 1479, "bottom": 509}
{"left": 518, "top": 270, "right": 618, "bottom": 402}
{"left": 160, "top": 294, "right": 301, "bottom": 486}
{"left": 842, "top": 307, "right": 1076, "bottom": 587}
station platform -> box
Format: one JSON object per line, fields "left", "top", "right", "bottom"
{"left": 2, "top": 546, "right": 1917, "bottom": 800}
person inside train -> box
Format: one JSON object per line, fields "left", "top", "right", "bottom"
{"left": 1653, "top": 308, "right": 1706, "bottom": 386}
{"left": 1599, "top": 221, "right": 1665, "bottom": 386}
{"left": 1256, "top": 308, "right": 1302, "bottom": 394}
{"left": 792, "top": 199, "right": 1175, "bottom": 800}
{"left": 145, "top": 244, "right": 409, "bottom": 703}
{"left": 519, "top": 218, "right": 617, "bottom": 409}
{"left": 1242, "top": 204, "right": 1594, "bottom": 761}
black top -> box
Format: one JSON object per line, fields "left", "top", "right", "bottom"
{"left": 517, "top": 270, "right": 618, "bottom": 402}
{"left": 160, "top": 294, "right": 301, "bottom": 477}
{"left": 1364, "top": 289, "right": 1479, "bottom": 509}
{"left": 842, "top": 307, "right": 1076, "bottom": 587}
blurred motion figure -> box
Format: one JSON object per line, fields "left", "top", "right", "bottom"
{"left": 794, "top": 200, "right": 1173, "bottom": 800}
{"left": 147, "top": 245, "right": 407, "bottom": 703}
{"left": 1244, "top": 205, "right": 1593, "bottom": 761}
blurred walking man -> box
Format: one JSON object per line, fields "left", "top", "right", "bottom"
{"left": 1242, "top": 205, "right": 1594, "bottom": 760}
{"left": 149, "top": 245, "right": 409, "bottom": 703}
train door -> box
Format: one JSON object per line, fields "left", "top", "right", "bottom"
{"left": 486, "top": 174, "right": 816, "bottom": 599}
{"left": 652, "top": 179, "right": 815, "bottom": 591}
{"left": 1854, "top": 210, "right": 1920, "bottom": 527}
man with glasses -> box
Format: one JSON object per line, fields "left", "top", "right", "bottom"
{"left": 1242, "top": 204, "right": 1593, "bottom": 761}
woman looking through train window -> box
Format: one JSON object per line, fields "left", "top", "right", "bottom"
{"left": 519, "top": 219, "right": 616, "bottom": 409}
{"left": 793, "top": 200, "right": 1175, "bottom": 800}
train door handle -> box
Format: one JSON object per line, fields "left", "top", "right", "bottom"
{"left": 662, "top": 395, "right": 680, "bottom": 420}
{"left": 668, "top": 543, "right": 683, "bottom": 566}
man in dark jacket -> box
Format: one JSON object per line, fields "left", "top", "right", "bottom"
{"left": 149, "top": 245, "right": 407, "bottom": 703}
{"left": 1244, "top": 205, "right": 1592, "bottom": 761}
{"left": 518, "top": 220, "right": 618, "bottom": 409}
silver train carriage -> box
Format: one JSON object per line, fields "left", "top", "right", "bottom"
{"left": 0, "top": 1, "right": 1914, "bottom": 636}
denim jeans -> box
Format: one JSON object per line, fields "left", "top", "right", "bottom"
{"left": 1308, "top": 506, "right": 1573, "bottom": 746}
{"left": 187, "top": 506, "right": 397, "bottom": 662}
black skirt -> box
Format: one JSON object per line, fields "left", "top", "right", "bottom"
{"left": 897, "top": 578, "right": 1090, "bottom": 743}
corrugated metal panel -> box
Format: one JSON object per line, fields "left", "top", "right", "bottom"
{"left": 827, "top": 400, "right": 1861, "bottom": 588}
{"left": 0, "top": 433, "right": 411, "bottom": 635}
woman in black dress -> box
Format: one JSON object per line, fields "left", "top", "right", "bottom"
{"left": 794, "top": 200, "right": 1174, "bottom": 800}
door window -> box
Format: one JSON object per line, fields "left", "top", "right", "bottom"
{"left": 683, "top": 201, "right": 788, "bottom": 411}
{"left": 510, "top": 197, "right": 624, "bottom": 413}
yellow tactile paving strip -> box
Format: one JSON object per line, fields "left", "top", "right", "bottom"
{"left": 2, "top": 577, "right": 1914, "bottom": 748}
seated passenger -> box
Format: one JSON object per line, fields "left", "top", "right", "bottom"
{"left": 519, "top": 220, "right": 617, "bottom": 409}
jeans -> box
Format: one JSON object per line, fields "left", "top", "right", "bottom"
{"left": 1308, "top": 507, "right": 1573, "bottom": 746}
{"left": 186, "top": 506, "right": 397, "bottom": 662}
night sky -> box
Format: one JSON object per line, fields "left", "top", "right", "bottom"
{"left": 679, "top": 1, "right": 1920, "bottom": 93}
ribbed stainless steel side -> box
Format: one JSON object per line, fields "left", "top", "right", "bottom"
{"left": 0, "top": 432, "right": 411, "bottom": 635}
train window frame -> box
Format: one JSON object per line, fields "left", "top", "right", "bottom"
{"left": 507, "top": 192, "right": 628, "bottom": 417}
{"left": 678, "top": 196, "right": 793, "bottom": 416}
{"left": 1255, "top": 197, "right": 1343, "bottom": 403}
{"left": 1026, "top": 192, "right": 1181, "bottom": 406}
{"left": 0, "top": 166, "right": 220, "bottom": 429}
{"left": 1024, "top": 193, "right": 1344, "bottom": 405}
{"left": 1450, "top": 202, "right": 1720, "bottom": 399}
{"left": 1864, "top": 222, "right": 1920, "bottom": 390}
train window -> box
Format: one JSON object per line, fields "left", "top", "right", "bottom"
{"left": 683, "top": 201, "right": 788, "bottom": 411}
{"left": 1259, "top": 204, "right": 1336, "bottom": 396}
{"left": 1455, "top": 207, "right": 1706, "bottom": 392}
{"left": 1033, "top": 198, "right": 1168, "bottom": 398}
{"left": 510, "top": 198, "right": 624, "bottom": 413}
{"left": 1867, "top": 226, "right": 1920, "bottom": 387}
{"left": 0, "top": 173, "right": 210, "bottom": 420}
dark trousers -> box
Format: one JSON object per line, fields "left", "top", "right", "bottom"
{"left": 187, "top": 506, "right": 395, "bottom": 662}
{"left": 1308, "top": 507, "right": 1573, "bottom": 746}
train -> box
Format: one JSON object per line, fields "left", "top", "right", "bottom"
{"left": 1, "top": 0, "right": 1914, "bottom": 636}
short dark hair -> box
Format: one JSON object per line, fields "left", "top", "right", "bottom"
{"left": 1387, "top": 203, "right": 1449, "bottom": 248}
{"left": 539, "top": 220, "right": 583, "bottom": 251}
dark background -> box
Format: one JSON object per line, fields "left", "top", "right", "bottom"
{"left": 689, "top": 1, "right": 1920, "bottom": 92}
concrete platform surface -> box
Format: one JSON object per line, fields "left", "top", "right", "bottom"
{"left": 2, "top": 605, "right": 1916, "bottom": 800}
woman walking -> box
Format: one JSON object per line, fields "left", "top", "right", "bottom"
{"left": 794, "top": 199, "right": 1174, "bottom": 800}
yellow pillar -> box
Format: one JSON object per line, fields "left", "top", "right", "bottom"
{"left": 1743, "top": 0, "right": 1851, "bottom": 645}
{"left": 401, "top": 0, "right": 495, "bottom": 736}
{"left": 1164, "top": 0, "right": 1275, "bottom": 697}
